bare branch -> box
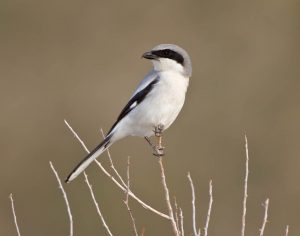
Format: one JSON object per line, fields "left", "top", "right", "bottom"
{"left": 64, "top": 119, "right": 170, "bottom": 219}
{"left": 187, "top": 172, "right": 200, "bottom": 236}
{"left": 64, "top": 119, "right": 89, "bottom": 153}
{"left": 285, "top": 225, "right": 289, "bottom": 236}
{"left": 158, "top": 157, "right": 180, "bottom": 236}
{"left": 203, "top": 180, "right": 213, "bottom": 236}
{"left": 49, "top": 161, "right": 73, "bottom": 236}
{"left": 140, "top": 227, "right": 146, "bottom": 236}
{"left": 84, "top": 172, "right": 113, "bottom": 236}
{"left": 179, "top": 208, "right": 184, "bottom": 236}
{"left": 174, "top": 197, "right": 181, "bottom": 236}
{"left": 124, "top": 156, "right": 139, "bottom": 236}
{"left": 9, "top": 194, "right": 21, "bottom": 236}
{"left": 100, "top": 128, "right": 126, "bottom": 187}
{"left": 241, "top": 135, "right": 249, "bottom": 236}
{"left": 259, "top": 198, "right": 269, "bottom": 236}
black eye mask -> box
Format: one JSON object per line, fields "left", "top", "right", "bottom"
{"left": 152, "top": 49, "right": 184, "bottom": 65}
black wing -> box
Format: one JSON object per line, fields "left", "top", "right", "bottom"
{"left": 107, "top": 78, "right": 159, "bottom": 135}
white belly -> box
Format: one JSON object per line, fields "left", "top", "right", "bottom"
{"left": 115, "top": 71, "right": 189, "bottom": 139}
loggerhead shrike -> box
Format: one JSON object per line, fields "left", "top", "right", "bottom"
{"left": 66, "top": 44, "right": 192, "bottom": 183}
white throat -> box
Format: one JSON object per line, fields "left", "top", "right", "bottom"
{"left": 152, "top": 58, "right": 184, "bottom": 75}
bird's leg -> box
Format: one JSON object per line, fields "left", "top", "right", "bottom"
{"left": 153, "top": 124, "right": 165, "bottom": 156}
{"left": 145, "top": 136, "right": 156, "bottom": 150}
{"left": 144, "top": 125, "right": 165, "bottom": 156}
{"left": 145, "top": 136, "right": 164, "bottom": 156}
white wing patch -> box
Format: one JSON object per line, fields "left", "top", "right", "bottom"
{"left": 129, "top": 101, "right": 137, "bottom": 109}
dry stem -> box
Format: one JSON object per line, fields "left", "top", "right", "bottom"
{"left": 187, "top": 172, "right": 200, "bottom": 236}
{"left": 9, "top": 194, "right": 21, "bottom": 236}
{"left": 241, "top": 135, "right": 249, "bottom": 236}
{"left": 259, "top": 198, "right": 269, "bottom": 236}
{"left": 64, "top": 119, "right": 170, "bottom": 219}
{"left": 174, "top": 197, "right": 180, "bottom": 235}
{"left": 124, "top": 156, "right": 139, "bottom": 236}
{"left": 49, "top": 161, "right": 73, "bottom": 236}
{"left": 84, "top": 172, "right": 113, "bottom": 236}
{"left": 100, "top": 128, "right": 127, "bottom": 187}
{"left": 158, "top": 157, "right": 180, "bottom": 236}
{"left": 179, "top": 208, "right": 184, "bottom": 236}
{"left": 285, "top": 225, "right": 289, "bottom": 236}
{"left": 203, "top": 180, "right": 213, "bottom": 236}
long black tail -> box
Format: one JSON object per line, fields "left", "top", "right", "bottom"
{"left": 65, "top": 135, "right": 111, "bottom": 183}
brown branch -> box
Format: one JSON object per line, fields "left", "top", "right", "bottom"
{"left": 84, "top": 172, "right": 113, "bottom": 236}
{"left": 241, "top": 135, "right": 249, "bottom": 236}
{"left": 9, "top": 194, "right": 21, "bottom": 236}
{"left": 203, "top": 180, "right": 213, "bottom": 236}
{"left": 259, "top": 198, "right": 269, "bottom": 236}
{"left": 100, "top": 128, "right": 127, "bottom": 187}
{"left": 187, "top": 172, "right": 200, "bottom": 236}
{"left": 64, "top": 119, "right": 170, "bottom": 220}
{"left": 158, "top": 157, "right": 180, "bottom": 236}
{"left": 179, "top": 208, "right": 184, "bottom": 236}
{"left": 124, "top": 156, "right": 139, "bottom": 236}
{"left": 49, "top": 161, "right": 73, "bottom": 236}
{"left": 285, "top": 225, "right": 289, "bottom": 236}
{"left": 174, "top": 197, "right": 181, "bottom": 236}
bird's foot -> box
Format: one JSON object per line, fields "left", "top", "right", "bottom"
{"left": 145, "top": 136, "right": 155, "bottom": 149}
{"left": 145, "top": 124, "right": 166, "bottom": 157}
{"left": 153, "top": 145, "right": 165, "bottom": 157}
{"left": 154, "top": 124, "right": 164, "bottom": 137}
{"left": 145, "top": 136, "right": 165, "bottom": 157}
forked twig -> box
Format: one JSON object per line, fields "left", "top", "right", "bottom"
{"left": 285, "top": 225, "right": 289, "bottom": 236}
{"left": 9, "top": 194, "right": 21, "bottom": 236}
{"left": 179, "top": 208, "right": 184, "bottom": 236}
{"left": 158, "top": 157, "right": 180, "bottom": 236}
{"left": 124, "top": 156, "right": 139, "bottom": 236}
{"left": 64, "top": 119, "right": 170, "bottom": 220}
{"left": 49, "top": 161, "right": 73, "bottom": 236}
{"left": 174, "top": 197, "right": 180, "bottom": 235}
{"left": 100, "top": 128, "right": 127, "bottom": 187}
{"left": 259, "top": 198, "right": 269, "bottom": 236}
{"left": 84, "top": 172, "right": 113, "bottom": 236}
{"left": 241, "top": 135, "right": 249, "bottom": 236}
{"left": 203, "top": 180, "right": 213, "bottom": 236}
{"left": 187, "top": 172, "right": 200, "bottom": 236}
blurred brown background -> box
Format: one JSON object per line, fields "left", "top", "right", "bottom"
{"left": 1, "top": 0, "right": 299, "bottom": 235}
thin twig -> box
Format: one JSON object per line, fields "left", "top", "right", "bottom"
{"left": 285, "top": 225, "right": 289, "bottom": 236}
{"left": 64, "top": 119, "right": 170, "bottom": 219}
{"left": 124, "top": 156, "right": 139, "bottom": 236}
{"left": 84, "top": 172, "right": 113, "bottom": 236}
{"left": 241, "top": 135, "right": 249, "bottom": 236}
{"left": 100, "top": 128, "right": 127, "bottom": 187}
{"left": 140, "top": 227, "right": 146, "bottom": 236}
{"left": 94, "top": 160, "right": 170, "bottom": 219}
{"left": 259, "top": 198, "right": 269, "bottom": 236}
{"left": 203, "top": 180, "right": 213, "bottom": 236}
{"left": 49, "top": 161, "right": 73, "bottom": 236}
{"left": 64, "top": 120, "right": 89, "bottom": 153}
{"left": 9, "top": 194, "right": 21, "bottom": 236}
{"left": 174, "top": 197, "right": 181, "bottom": 236}
{"left": 187, "top": 172, "right": 200, "bottom": 236}
{"left": 158, "top": 157, "right": 180, "bottom": 236}
{"left": 179, "top": 208, "right": 184, "bottom": 236}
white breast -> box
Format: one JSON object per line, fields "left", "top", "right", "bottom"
{"left": 123, "top": 71, "right": 189, "bottom": 137}
{"left": 111, "top": 70, "right": 189, "bottom": 141}
{"left": 150, "top": 71, "right": 189, "bottom": 127}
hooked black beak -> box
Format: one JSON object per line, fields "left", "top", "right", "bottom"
{"left": 142, "top": 51, "right": 158, "bottom": 60}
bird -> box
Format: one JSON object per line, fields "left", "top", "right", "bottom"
{"left": 65, "top": 44, "right": 192, "bottom": 183}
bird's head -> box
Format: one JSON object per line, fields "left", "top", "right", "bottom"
{"left": 142, "top": 44, "right": 192, "bottom": 77}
